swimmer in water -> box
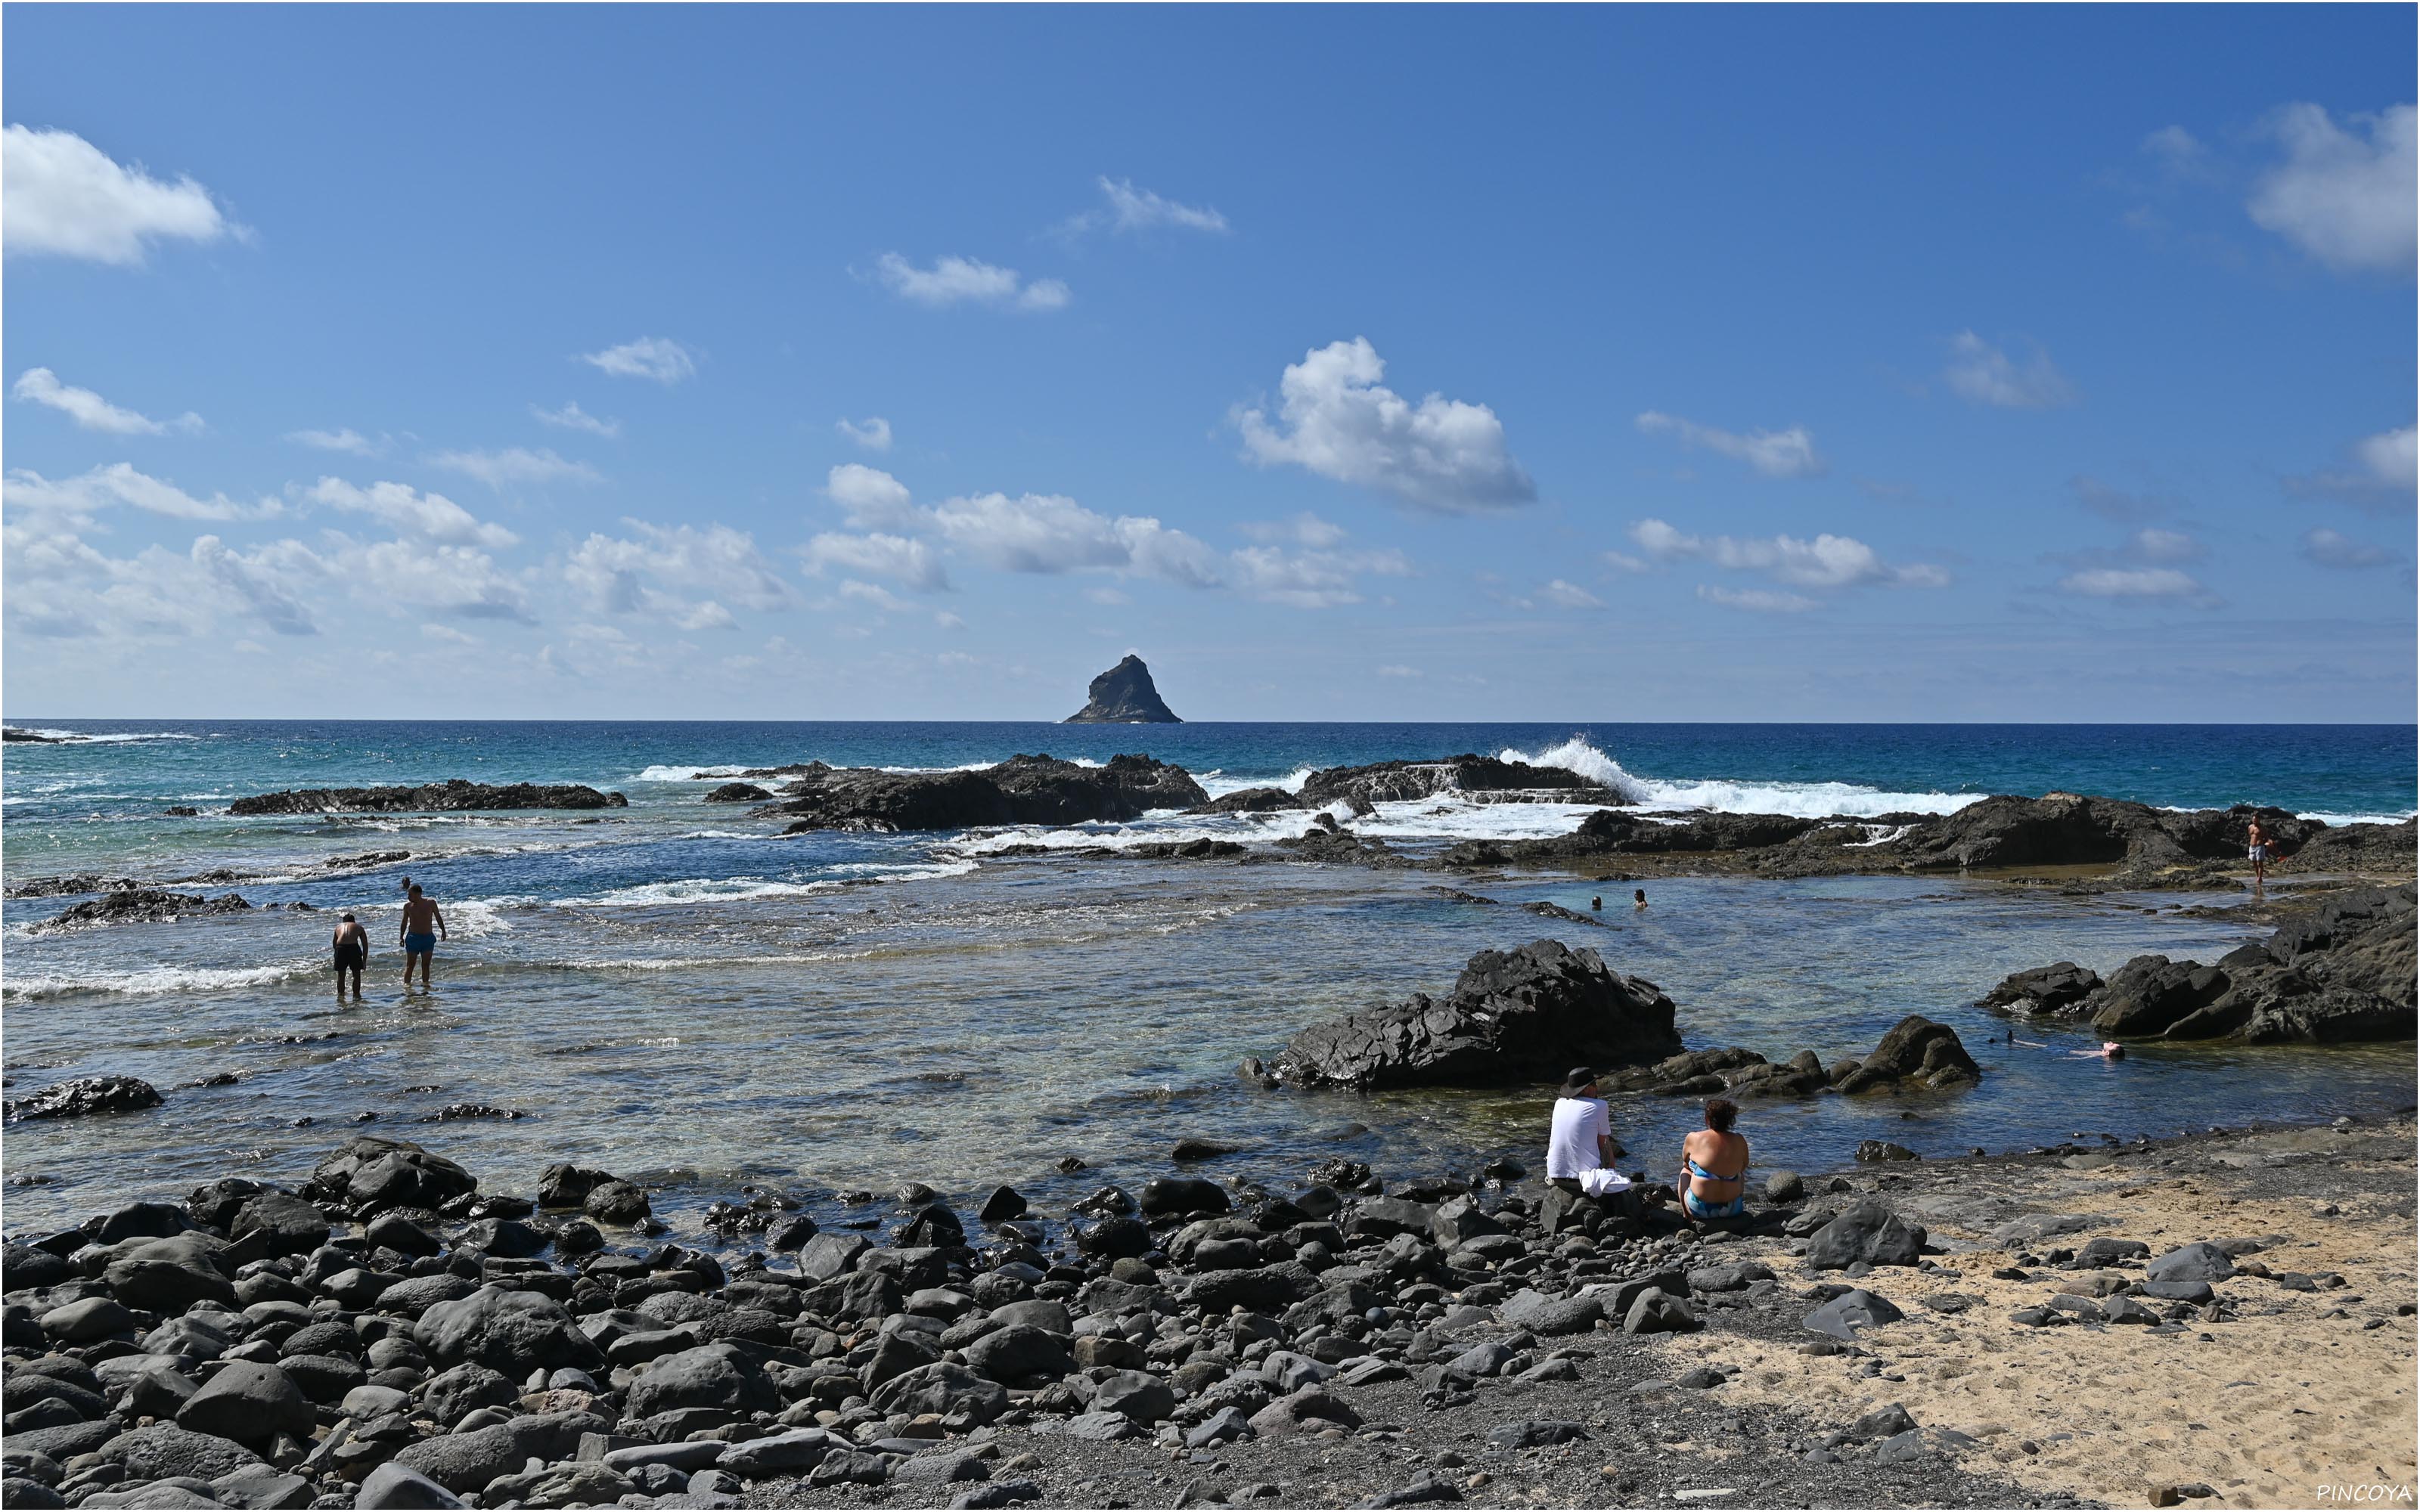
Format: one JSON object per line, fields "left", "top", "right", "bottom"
{"left": 1590, "top": 895, "right": 1602, "bottom": 911}
{"left": 1634, "top": 888, "right": 1648, "bottom": 909}
{"left": 2071, "top": 1040, "right": 2126, "bottom": 1061}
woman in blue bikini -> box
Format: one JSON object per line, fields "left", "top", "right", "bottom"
{"left": 1677, "top": 1097, "right": 1749, "bottom": 1222}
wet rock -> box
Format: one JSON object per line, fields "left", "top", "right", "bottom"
{"left": 978, "top": 1186, "right": 1028, "bottom": 1222}
{"left": 4, "top": 1077, "right": 163, "bottom": 1121}
{"left": 704, "top": 782, "right": 772, "bottom": 802}
{"left": 1272, "top": 940, "right": 1681, "bottom": 1091}
{"left": 1979, "top": 962, "right": 2103, "bottom": 1016}
{"left": 228, "top": 781, "right": 625, "bottom": 816}
{"left": 1836, "top": 1016, "right": 1979, "bottom": 1093}
{"left": 1855, "top": 1141, "right": 1920, "bottom": 1163}
{"left": 581, "top": 1179, "right": 650, "bottom": 1225}
{"left": 768, "top": 753, "right": 1205, "bottom": 833}
{"left": 305, "top": 1137, "right": 478, "bottom": 1215}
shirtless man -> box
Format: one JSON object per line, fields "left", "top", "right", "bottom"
{"left": 400, "top": 884, "right": 447, "bottom": 989}
{"left": 330, "top": 912, "right": 369, "bottom": 998}
{"left": 2246, "top": 817, "right": 2272, "bottom": 887}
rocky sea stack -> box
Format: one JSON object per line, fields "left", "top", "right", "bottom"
{"left": 1064, "top": 655, "right": 1181, "bottom": 724}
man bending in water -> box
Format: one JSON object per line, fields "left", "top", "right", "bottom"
{"left": 400, "top": 884, "right": 447, "bottom": 990}
{"left": 331, "top": 912, "right": 368, "bottom": 998}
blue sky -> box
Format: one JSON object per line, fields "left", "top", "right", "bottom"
{"left": 5, "top": 5, "right": 2412, "bottom": 721}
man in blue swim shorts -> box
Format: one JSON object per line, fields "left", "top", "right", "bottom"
{"left": 399, "top": 881, "right": 448, "bottom": 990}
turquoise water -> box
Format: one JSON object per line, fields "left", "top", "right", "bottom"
{"left": 2, "top": 720, "right": 2411, "bottom": 1244}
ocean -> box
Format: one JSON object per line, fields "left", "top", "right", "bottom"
{"left": 3, "top": 719, "right": 2412, "bottom": 1242}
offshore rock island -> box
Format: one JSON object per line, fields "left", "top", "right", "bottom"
{"left": 1063, "top": 657, "right": 1182, "bottom": 724}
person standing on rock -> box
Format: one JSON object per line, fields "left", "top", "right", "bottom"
{"left": 1677, "top": 1097, "right": 1749, "bottom": 1222}
{"left": 1546, "top": 1068, "right": 1632, "bottom": 1200}
{"left": 330, "top": 912, "right": 368, "bottom": 999}
{"left": 2246, "top": 817, "right": 2272, "bottom": 887}
{"left": 399, "top": 883, "right": 446, "bottom": 990}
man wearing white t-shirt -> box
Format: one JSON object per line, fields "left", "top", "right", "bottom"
{"left": 1546, "top": 1067, "right": 1633, "bottom": 1200}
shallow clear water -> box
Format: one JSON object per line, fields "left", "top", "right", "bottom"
{"left": 3, "top": 720, "right": 2412, "bottom": 1244}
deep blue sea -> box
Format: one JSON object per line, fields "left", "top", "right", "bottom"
{"left": 4, "top": 719, "right": 2412, "bottom": 1245}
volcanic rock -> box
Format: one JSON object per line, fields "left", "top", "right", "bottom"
{"left": 5, "top": 1077, "right": 163, "bottom": 1121}
{"left": 1835, "top": 1016, "right": 1980, "bottom": 1092}
{"left": 767, "top": 753, "right": 1205, "bottom": 833}
{"left": 1271, "top": 939, "right": 1680, "bottom": 1091}
{"left": 228, "top": 781, "right": 625, "bottom": 816}
{"left": 1063, "top": 654, "right": 1181, "bottom": 723}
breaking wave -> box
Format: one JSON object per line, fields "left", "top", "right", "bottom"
{"left": 1499, "top": 736, "right": 1983, "bottom": 820}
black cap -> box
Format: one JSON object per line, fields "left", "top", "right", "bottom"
{"left": 1561, "top": 1067, "right": 1598, "bottom": 1095}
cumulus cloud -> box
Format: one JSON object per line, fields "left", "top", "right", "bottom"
{"left": 930, "top": 491, "right": 1220, "bottom": 584}
{"left": 803, "top": 531, "right": 950, "bottom": 592}
{"left": 2128, "top": 528, "right": 2204, "bottom": 564}
{"left": 532, "top": 401, "right": 620, "bottom": 437}
{"left": 1060, "top": 176, "right": 1230, "bottom": 237}
{"left": 1627, "top": 519, "right": 1947, "bottom": 589}
{"left": 2, "top": 125, "right": 237, "bottom": 265}
{"left": 1943, "top": 332, "right": 2077, "bottom": 409}
{"left": 287, "top": 427, "right": 383, "bottom": 457}
{"left": 1634, "top": 411, "right": 1823, "bottom": 479}
{"left": 1238, "top": 338, "right": 1534, "bottom": 513}
{"left": 14, "top": 368, "right": 203, "bottom": 435}
{"left": 825, "top": 463, "right": 920, "bottom": 531}
{"left": 1228, "top": 539, "right": 1412, "bottom": 609}
{"left": 2281, "top": 425, "right": 2415, "bottom": 507}
{"left": 874, "top": 253, "right": 1069, "bottom": 311}
{"left": 2301, "top": 528, "right": 2394, "bottom": 569}
{"left": 5, "top": 462, "right": 279, "bottom": 523}
{"left": 567, "top": 520, "right": 793, "bottom": 627}
{"left": 347, "top": 538, "right": 532, "bottom": 621}
{"left": 2247, "top": 103, "right": 2416, "bottom": 275}
{"left": 427, "top": 447, "right": 602, "bottom": 491}
{"left": 306, "top": 478, "right": 519, "bottom": 549}
{"left": 2057, "top": 566, "right": 2205, "bottom": 599}
{"left": 836, "top": 416, "right": 893, "bottom": 452}
{"left": 1697, "top": 584, "right": 1819, "bottom": 614}
{"left": 837, "top": 580, "right": 914, "bottom": 614}
{"left": 579, "top": 336, "right": 697, "bottom": 383}
{"left": 191, "top": 535, "right": 317, "bottom": 636}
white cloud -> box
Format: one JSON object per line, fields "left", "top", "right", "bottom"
{"left": 306, "top": 478, "right": 519, "bottom": 549}
{"left": 825, "top": 463, "right": 920, "bottom": 531}
{"left": 1634, "top": 411, "right": 1823, "bottom": 479}
{"left": 579, "top": 336, "right": 697, "bottom": 383}
{"left": 2129, "top": 528, "right": 2204, "bottom": 564}
{"left": 837, "top": 580, "right": 914, "bottom": 613}
{"left": 1084, "top": 587, "right": 1131, "bottom": 606}
{"left": 427, "top": 447, "right": 602, "bottom": 491}
{"left": 420, "top": 623, "right": 480, "bottom": 645}
{"left": 2358, "top": 425, "right": 2417, "bottom": 490}
{"left": 2141, "top": 125, "right": 2208, "bottom": 173}
{"left": 928, "top": 491, "right": 1218, "bottom": 584}
{"left": 1227, "top": 541, "right": 1411, "bottom": 609}
{"left": 13, "top": 368, "right": 202, "bottom": 435}
{"left": 804, "top": 531, "right": 950, "bottom": 592}
{"left": 1697, "top": 584, "right": 1819, "bottom": 614}
{"left": 191, "top": 535, "right": 317, "bottom": 636}
{"left": 2058, "top": 566, "right": 2204, "bottom": 599}
{"left": 2247, "top": 103, "right": 2416, "bottom": 275}
{"left": 1943, "top": 332, "right": 2077, "bottom": 409}
{"left": 1602, "top": 550, "right": 1652, "bottom": 574}
{"left": 532, "top": 401, "right": 620, "bottom": 438}
{"left": 2301, "top": 528, "right": 2394, "bottom": 569}
{"left": 1533, "top": 579, "right": 1604, "bottom": 609}
{"left": 1377, "top": 664, "right": 1423, "bottom": 678}
{"left": 1062, "top": 176, "right": 1230, "bottom": 237}
{"left": 287, "top": 427, "right": 383, "bottom": 457}
{"left": 348, "top": 538, "right": 532, "bottom": 621}
{"left": 1628, "top": 519, "right": 1947, "bottom": 589}
{"left": 4, "top": 462, "right": 278, "bottom": 523}
{"left": 568, "top": 520, "right": 794, "bottom": 626}
{"left": 935, "top": 611, "right": 966, "bottom": 631}
{"left": 1238, "top": 337, "right": 1534, "bottom": 513}
{"left": 1240, "top": 513, "right": 1348, "bottom": 549}
{"left": 2, "top": 125, "right": 235, "bottom": 265}
{"left": 836, "top": 416, "right": 893, "bottom": 452}
{"left": 874, "top": 253, "right": 1069, "bottom": 311}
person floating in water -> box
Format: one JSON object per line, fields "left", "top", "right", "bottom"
{"left": 2071, "top": 1040, "right": 2126, "bottom": 1061}
{"left": 400, "top": 883, "right": 447, "bottom": 990}
{"left": 1590, "top": 895, "right": 1603, "bottom": 911}
{"left": 330, "top": 912, "right": 368, "bottom": 998}
{"left": 2246, "top": 817, "right": 2272, "bottom": 887}
{"left": 1634, "top": 888, "right": 1649, "bottom": 909}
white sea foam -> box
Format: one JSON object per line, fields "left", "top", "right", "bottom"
{"left": 554, "top": 857, "right": 977, "bottom": 906}
{"left": 1498, "top": 736, "right": 1983, "bottom": 820}
{"left": 634, "top": 764, "right": 752, "bottom": 782}
{"left": 7, "top": 727, "right": 201, "bottom": 745}
{"left": 2295, "top": 810, "right": 2416, "bottom": 827}
{"left": 2, "top": 962, "right": 314, "bottom": 1001}
{"left": 1195, "top": 765, "right": 1317, "bottom": 799}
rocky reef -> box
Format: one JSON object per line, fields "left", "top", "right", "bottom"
{"left": 761, "top": 755, "right": 1207, "bottom": 835}
{"left": 1980, "top": 883, "right": 2416, "bottom": 1043}
{"left": 1298, "top": 756, "right": 1621, "bottom": 812}
{"left": 1264, "top": 940, "right": 1681, "bottom": 1092}
{"left": 1063, "top": 655, "right": 1181, "bottom": 724}
{"left": 228, "top": 782, "right": 627, "bottom": 816}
